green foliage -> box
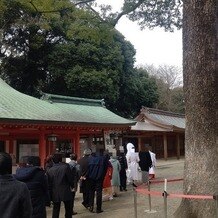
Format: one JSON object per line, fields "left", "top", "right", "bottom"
{"left": 0, "top": 0, "right": 161, "bottom": 118}
{"left": 45, "top": 29, "right": 122, "bottom": 103}
{"left": 114, "top": 67, "right": 158, "bottom": 118}
{"left": 171, "top": 87, "right": 184, "bottom": 113}
{"left": 144, "top": 65, "right": 184, "bottom": 113}
{"left": 97, "top": 0, "right": 183, "bottom": 31}
{"left": 66, "top": 67, "right": 119, "bottom": 103}
{"left": 125, "top": 0, "right": 183, "bottom": 31}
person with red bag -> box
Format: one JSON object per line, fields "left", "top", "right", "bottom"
{"left": 102, "top": 154, "right": 113, "bottom": 201}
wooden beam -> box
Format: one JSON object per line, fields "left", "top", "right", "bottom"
{"left": 176, "top": 134, "right": 181, "bottom": 159}
{"left": 138, "top": 137, "right": 142, "bottom": 151}
{"left": 163, "top": 133, "right": 168, "bottom": 160}
{"left": 151, "top": 137, "right": 156, "bottom": 154}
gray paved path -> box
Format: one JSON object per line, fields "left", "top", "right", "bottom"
{"left": 47, "top": 158, "right": 185, "bottom": 218}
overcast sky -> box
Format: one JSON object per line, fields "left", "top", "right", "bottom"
{"left": 96, "top": 0, "right": 183, "bottom": 68}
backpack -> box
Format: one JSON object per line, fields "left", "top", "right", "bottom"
{"left": 88, "top": 156, "right": 104, "bottom": 181}
{"left": 69, "top": 162, "right": 80, "bottom": 181}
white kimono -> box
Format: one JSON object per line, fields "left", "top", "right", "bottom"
{"left": 149, "top": 151, "right": 156, "bottom": 175}
{"left": 126, "top": 143, "right": 141, "bottom": 182}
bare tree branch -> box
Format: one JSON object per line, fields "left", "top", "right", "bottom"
{"left": 74, "top": 0, "right": 95, "bottom": 6}
{"left": 83, "top": 3, "right": 106, "bottom": 23}
{"left": 111, "top": 0, "right": 145, "bottom": 27}
{"left": 28, "top": 0, "right": 144, "bottom": 28}
{"left": 29, "top": 0, "right": 38, "bottom": 12}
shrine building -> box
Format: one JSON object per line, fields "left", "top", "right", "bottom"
{"left": 124, "top": 107, "right": 185, "bottom": 160}
{"left": 0, "top": 78, "right": 135, "bottom": 166}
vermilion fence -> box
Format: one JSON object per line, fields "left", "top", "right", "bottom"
{"left": 133, "top": 178, "right": 218, "bottom": 218}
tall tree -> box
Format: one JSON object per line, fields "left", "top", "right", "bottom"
{"left": 143, "top": 64, "right": 184, "bottom": 113}
{"left": 174, "top": 0, "right": 218, "bottom": 217}
{"left": 115, "top": 67, "right": 158, "bottom": 118}
{"left": 110, "top": 34, "right": 158, "bottom": 117}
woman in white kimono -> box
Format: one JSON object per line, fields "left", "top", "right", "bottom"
{"left": 126, "top": 143, "right": 141, "bottom": 185}
{"left": 149, "top": 150, "right": 156, "bottom": 179}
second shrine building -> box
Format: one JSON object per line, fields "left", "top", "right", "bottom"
{"left": 0, "top": 78, "right": 185, "bottom": 165}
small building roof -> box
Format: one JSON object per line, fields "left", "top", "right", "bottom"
{"left": 0, "top": 78, "right": 135, "bottom": 127}
{"left": 132, "top": 107, "right": 185, "bottom": 132}
{"left": 131, "top": 120, "right": 168, "bottom": 132}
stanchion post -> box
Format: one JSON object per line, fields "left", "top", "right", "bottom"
{"left": 133, "top": 187, "right": 138, "bottom": 218}
{"left": 163, "top": 191, "right": 168, "bottom": 218}
{"left": 163, "top": 179, "right": 168, "bottom": 218}
{"left": 145, "top": 181, "right": 157, "bottom": 214}
{"left": 148, "top": 181, "right": 151, "bottom": 211}
{"left": 214, "top": 194, "right": 218, "bottom": 218}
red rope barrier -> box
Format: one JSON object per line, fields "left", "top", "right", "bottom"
{"left": 135, "top": 177, "right": 183, "bottom": 189}
{"left": 168, "top": 193, "right": 214, "bottom": 200}
{"left": 136, "top": 188, "right": 163, "bottom": 197}
{"left": 149, "top": 178, "right": 183, "bottom": 184}
{"left": 135, "top": 187, "right": 214, "bottom": 200}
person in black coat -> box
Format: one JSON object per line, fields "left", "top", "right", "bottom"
{"left": 0, "top": 152, "right": 32, "bottom": 218}
{"left": 45, "top": 155, "right": 54, "bottom": 173}
{"left": 68, "top": 153, "right": 80, "bottom": 215}
{"left": 138, "top": 145, "right": 152, "bottom": 184}
{"left": 15, "top": 156, "right": 49, "bottom": 218}
{"left": 87, "top": 149, "right": 108, "bottom": 213}
{"left": 117, "top": 150, "right": 128, "bottom": 191}
{"left": 77, "top": 148, "right": 92, "bottom": 209}
{"left": 47, "top": 154, "right": 74, "bottom": 218}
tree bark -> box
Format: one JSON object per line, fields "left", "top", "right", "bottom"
{"left": 175, "top": 0, "right": 218, "bottom": 217}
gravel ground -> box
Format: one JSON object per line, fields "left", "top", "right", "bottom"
{"left": 47, "top": 158, "right": 185, "bottom": 218}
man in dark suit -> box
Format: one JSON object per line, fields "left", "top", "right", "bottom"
{"left": 138, "top": 145, "right": 152, "bottom": 184}
{"left": 0, "top": 152, "right": 32, "bottom": 218}
{"left": 47, "top": 154, "right": 74, "bottom": 218}
{"left": 68, "top": 153, "right": 80, "bottom": 215}
{"left": 77, "top": 148, "right": 92, "bottom": 209}
{"left": 87, "top": 149, "right": 108, "bottom": 213}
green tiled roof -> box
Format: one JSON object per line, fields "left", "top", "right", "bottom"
{"left": 148, "top": 113, "right": 185, "bottom": 129}
{"left": 141, "top": 107, "right": 185, "bottom": 130}
{"left": 0, "top": 78, "right": 135, "bottom": 126}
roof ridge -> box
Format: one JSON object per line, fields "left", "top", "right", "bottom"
{"left": 0, "top": 78, "right": 13, "bottom": 89}
{"left": 141, "top": 106, "right": 185, "bottom": 118}
{"left": 41, "top": 93, "right": 105, "bottom": 107}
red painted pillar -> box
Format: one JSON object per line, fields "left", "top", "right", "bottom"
{"left": 74, "top": 130, "right": 80, "bottom": 158}
{"left": 70, "top": 139, "right": 74, "bottom": 154}
{"left": 9, "top": 140, "right": 14, "bottom": 154}
{"left": 39, "top": 132, "right": 47, "bottom": 168}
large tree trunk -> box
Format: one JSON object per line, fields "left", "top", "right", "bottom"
{"left": 175, "top": 0, "right": 218, "bottom": 217}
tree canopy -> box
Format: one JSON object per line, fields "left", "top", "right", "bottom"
{"left": 0, "top": 0, "right": 161, "bottom": 118}
{"left": 144, "top": 64, "right": 184, "bottom": 113}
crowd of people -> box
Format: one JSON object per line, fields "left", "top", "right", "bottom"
{"left": 0, "top": 143, "right": 156, "bottom": 218}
